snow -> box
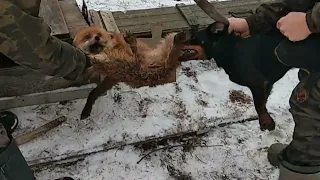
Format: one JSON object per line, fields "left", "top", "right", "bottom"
{"left": 8, "top": 0, "right": 300, "bottom": 179}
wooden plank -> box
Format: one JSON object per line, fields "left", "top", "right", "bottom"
{"left": 139, "top": 23, "right": 164, "bottom": 48}
{"left": 16, "top": 116, "right": 67, "bottom": 145}
{"left": 113, "top": 1, "right": 263, "bottom": 28}
{"left": 112, "top": 0, "right": 267, "bottom": 20}
{"left": 58, "top": 0, "right": 89, "bottom": 38}
{"left": 0, "top": 85, "right": 94, "bottom": 111}
{"left": 89, "top": 10, "right": 104, "bottom": 28}
{"left": 100, "top": 11, "right": 120, "bottom": 32}
{"left": 176, "top": 3, "right": 199, "bottom": 26}
{"left": 39, "top": 0, "right": 70, "bottom": 38}
{"left": 113, "top": 0, "right": 268, "bottom": 36}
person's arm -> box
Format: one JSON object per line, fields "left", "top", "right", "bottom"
{"left": 244, "top": 0, "right": 319, "bottom": 35}
{"left": 0, "top": 0, "right": 91, "bottom": 81}
{"left": 306, "top": 3, "right": 320, "bottom": 33}
{"left": 244, "top": 2, "right": 291, "bottom": 35}
{"left": 11, "top": 0, "right": 41, "bottom": 17}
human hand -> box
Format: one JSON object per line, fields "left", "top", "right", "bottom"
{"left": 277, "top": 12, "right": 311, "bottom": 42}
{"left": 228, "top": 17, "right": 250, "bottom": 38}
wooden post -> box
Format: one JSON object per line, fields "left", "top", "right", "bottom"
{"left": 138, "top": 23, "right": 164, "bottom": 48}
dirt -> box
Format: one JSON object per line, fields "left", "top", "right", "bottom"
{"left": 138, "top": 97, "right": 153, "bottom": 118}
{"left": 182, "top": 67, "right": 198, "bottom": 83}
{"left": 167, "top": 165, "right": 193, "bottom": 180}
{"left": 228, "top": 90, "right": 252, "bottom": 104}
{"left": 133, "top": 131, "right": 208, "bottom": 153}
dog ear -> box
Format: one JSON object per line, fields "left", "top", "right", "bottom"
{"left": 208, "top": 21, "right": 228, "bottom": 35}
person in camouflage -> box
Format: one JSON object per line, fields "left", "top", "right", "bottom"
{"left": 228, "top": 0, "right": 320, "bottom": 179}
{"left": 0, "top": 0, "right": 95, "bottom": 179}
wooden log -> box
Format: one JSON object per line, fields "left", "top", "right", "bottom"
{"left": 15, "top": 116, "right": 67, "bottom": 145}
{"left": 39, "top": 0, "right": 70, "bottom": 39}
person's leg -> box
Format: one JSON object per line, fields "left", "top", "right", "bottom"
{"left": 268, "top": 37, "right": 320, "bottom": 179}
{"left": 0, "top": 115, "right": 35, "bottom": 180}
{"left": 0, "top": 112, "right": 75, "bottom": 180}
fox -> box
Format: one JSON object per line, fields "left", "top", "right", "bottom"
{"left": 73, "top": 26, "right": 198, "bottom": 119}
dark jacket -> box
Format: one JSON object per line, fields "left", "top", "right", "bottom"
{"left": 0, "top": 0, "right": 90, "bottom": 81}
{"left": 245, "top": 0, "right": 320, "bottom": 34}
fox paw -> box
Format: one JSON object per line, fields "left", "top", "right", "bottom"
{"left": 124, "top": 30, "right": 136, "bottom": 44}
{"left": 174, "top": 31, "right": 187, "bottom": 44}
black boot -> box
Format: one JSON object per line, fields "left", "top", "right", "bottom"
{"left": 0, "top": 111, "right": 19, "bottom": 135}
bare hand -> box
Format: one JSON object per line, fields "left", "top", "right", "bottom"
{"left": 277, "top": 12, "right": 311, "bottom": 42}
{"left": 228, "top": 17, "right": 250, "bottom": 38}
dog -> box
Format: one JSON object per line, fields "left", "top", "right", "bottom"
{"left": 73, "top": 27, "right": 198, "bottom": 119}
{"left": 179, "top": 20, "right": 292, "bottom": 131}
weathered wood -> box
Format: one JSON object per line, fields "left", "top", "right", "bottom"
{"left": 139, "top": 23, "right": 164, "bottom": 48}
{"left": 176, "top": 3, "right": 199, "bottom": 26}
{"left": 111, "top": 0, "right": 271, "bottom": 36}
{"left": 59, "top": 0, "right": 89, "bottom": 38}
{"left": 89, "top": 10, "right": 104, "bottom": 28}
{"left": 39, "top": 0, "right": 70, "bottom": 39}
{"left": 100, "top": 11, "right": 120, "bottom": 32}
{"left": 0, "top": 84, "right": 94, "bottom": 111}
{"left": 15, "top": 116, "right": 67, "bottom": 145}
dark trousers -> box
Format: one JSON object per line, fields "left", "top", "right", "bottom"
{"left": 275, "top": 34, "right": 320, "bottom": 166}
{"left": 0, "top": 125, "right": 34, "bottom": 180}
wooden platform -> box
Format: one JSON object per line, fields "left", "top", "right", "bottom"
{"left": 39, "top": 0, "right": 88, "bottom": 40}
{"left": 90, "top": 0, "right": 271, "bottom": 37}
{"left": 0, "top": 0, "right": 272, "bottom": 110}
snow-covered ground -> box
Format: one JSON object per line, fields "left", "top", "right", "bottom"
{"left": 9, "top": 0, "right": 300, "bottom": 179}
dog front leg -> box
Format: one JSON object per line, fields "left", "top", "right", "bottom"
{"left": 249, "top": 82, "right": 276, "bottom": 131}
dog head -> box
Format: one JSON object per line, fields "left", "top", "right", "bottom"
{"left": 179, "top": 21, "right": 234, "bottom": 61}
{"left": 73, "top": 27, "right": 119, "bottom": 54}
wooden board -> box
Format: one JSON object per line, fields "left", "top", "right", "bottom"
{"left": 39, "top": 0, "right": 70, "bottom": 39}
{"left": 100, "top": 11, "right": 120, "bottom": 32}
{"left": 106, "top": 0, "right": 271, "bottom": 36}
{"left": 88, "top": 10, "right": 104, "bottom": 28}
{"left": 0, "top": 84, "right": 94, "bottom": 111}
{"left": 59, "top": 0, "right": 89, "bottom": 38}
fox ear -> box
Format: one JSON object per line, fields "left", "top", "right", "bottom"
{"left": 208, "top": 21, "right": 228, "bottom": 35}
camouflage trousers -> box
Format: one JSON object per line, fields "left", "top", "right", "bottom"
{"left": 276, "top": 34, "right": 320, "bottom": 166}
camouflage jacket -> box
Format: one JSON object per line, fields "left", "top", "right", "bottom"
{"left": 0, "top": 0, "right": 90, "bottom": 81}
{"left": 245, "top": 0, "right": 320, "bottom": 34}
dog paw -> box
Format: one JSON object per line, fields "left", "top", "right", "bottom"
{"left": 259, "top": 113, "right": 276, "bottom": 131}
{"left": 174, "top": 31, "right": 187, "bottom": 44}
